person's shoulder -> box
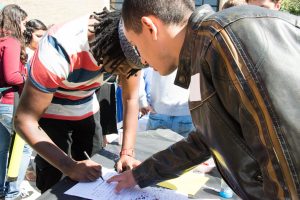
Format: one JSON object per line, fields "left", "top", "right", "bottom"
{"left": 0, "top": 37, "right": 21, "bottom": 50}
{"left": 1, "top": 37, "right": 20, "bottom": 45}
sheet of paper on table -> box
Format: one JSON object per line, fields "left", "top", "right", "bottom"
{"left": 158, "top": 165, "right": 209, "bottom": 196}
{"left": 65, "top": 167, "right": 188, "bottom": 200}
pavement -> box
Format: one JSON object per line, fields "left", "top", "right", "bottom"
{"left": 1, "top": 0, "right": 110, "bottom": 26}
{"left": 20, "top": 179, "right": 40, "bottom": 200}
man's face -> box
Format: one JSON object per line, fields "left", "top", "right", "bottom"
{"left": 123, "top": 22, "right": 178, "bottom": 76}
{"left": 248, "top": 0, "right": 281, "bottom": 10}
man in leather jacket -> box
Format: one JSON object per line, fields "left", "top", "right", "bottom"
{"left": 108, "top": 1, "right": 300, "bottom": 199}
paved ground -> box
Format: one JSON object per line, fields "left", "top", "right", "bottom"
{"left": 20, "top": 179, "right": 40, "bottom": 200}
{"left": 1, "top": 0, "right": 110, "bottom": 26}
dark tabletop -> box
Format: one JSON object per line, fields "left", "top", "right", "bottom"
{"left": 37, "top": 129, "right": 240, "bottom": 200}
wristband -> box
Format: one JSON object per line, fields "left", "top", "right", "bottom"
{"left": 120, "top": 148, "right": 135, "bottom": 157}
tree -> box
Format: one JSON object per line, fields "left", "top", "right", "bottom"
{"left": 281, "top": 0, "right": 300, "bottom": 15}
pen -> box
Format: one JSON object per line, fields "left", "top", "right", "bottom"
{"left": 84, "top": 151, "right": 104, "bottom": 181}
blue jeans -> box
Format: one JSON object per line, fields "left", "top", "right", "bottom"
{"left": 0, "top": 104, "right": 13, "bottom": 198}
{"left": 147, "top": 113, "right": 195, "bottom": 137}
{"left": 0, "top": 104, "right": 32, "bottom": 199}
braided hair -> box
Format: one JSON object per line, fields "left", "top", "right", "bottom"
{"left": 24, "top": 19, "right": 47, "bottom": 46}
{"left": 89, "top": 8, "right": 141, "bottom": 78}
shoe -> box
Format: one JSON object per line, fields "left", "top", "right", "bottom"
{"left": 14, "top": 189, "right": 34, "bottom": 199}
{"left": 20, "top": 190, "right": 33, "bottom": 199}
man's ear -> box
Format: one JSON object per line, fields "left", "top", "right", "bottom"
{"left": 141, "top": 16, "right": 158, "bottom": 40}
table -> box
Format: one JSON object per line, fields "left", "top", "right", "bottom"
{"left": 37, "top": 129, "right": 239, "bottom": 200}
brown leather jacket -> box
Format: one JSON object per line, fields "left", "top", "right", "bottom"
{"left": 132, "top": 5, "right": 300, "bottom": 200}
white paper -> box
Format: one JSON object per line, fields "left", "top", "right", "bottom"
{"left": 65, "top": 168, "right": 188, "bottom": 200}
{"left": 189, "top": 73, "right": 202, "bottom": 102}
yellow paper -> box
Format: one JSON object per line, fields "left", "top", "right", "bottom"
{"left": 7, "top": 133, "right": 25, "bottom": 181}
{"left": 157, "top": 168, "right": 209, "bottom": 196}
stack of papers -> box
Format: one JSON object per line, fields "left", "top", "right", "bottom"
{"left": 65, "top": 168, "right": 188, "bottom": 200}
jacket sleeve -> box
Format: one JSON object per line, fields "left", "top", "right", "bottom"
{"left": 2, "top": 38, "right": 25, "bottom": 86}
{"left": 132, "top": 130, "right": 211, "bottom": 188}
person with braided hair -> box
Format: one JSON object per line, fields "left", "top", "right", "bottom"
{"left": 14, "top": 7, "right": 147, "bottom": 193}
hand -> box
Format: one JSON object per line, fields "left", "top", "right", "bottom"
{"left": 115, "top": 155, "right": 141, "bottom": 173}
{"left": 107, "top": 170, "right": 137, "bottom": 193}
{"left": 139, "top": 106, "right": 154, "bottom": 116}
{"left": 103, "top": 135, "right": 109, "bottom": 147}
{"left": 66, "top": 159, "right": 102, "bottom": 182}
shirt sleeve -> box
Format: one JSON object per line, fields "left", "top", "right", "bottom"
{"left": 138, "top": 69, "right": 149, "bottom": 108}
{"left": 29, "top": 34, "right": 69, "bottom": 93}
{"left": 2, "top": 38, "right": 25, "bottom": 86}
{"left": 132, "top": 130, "right": 211, "bottom": 188}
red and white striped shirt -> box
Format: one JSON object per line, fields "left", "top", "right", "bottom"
{"left": 30, "top": 15, "right": 106, "bottom": 120}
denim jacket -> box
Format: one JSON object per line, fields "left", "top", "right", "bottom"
{"left": 132, "top": 5, "right": 300, "bottom": 200}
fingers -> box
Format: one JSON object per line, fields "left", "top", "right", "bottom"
{"left": 132, "top": 160, "right": 141, "bottom": 168}
{"left": 126, "top": 162, "right": 133, "bottom": 171}
{"left": 87, "top": 165, "right": 102, "bottom": 181}
{"left": 116, "top": 156, "right": 142, "bottom": 173}
{"left": 116, "top": 160, "right": 132, "bottom": 172}
{"left": 115, "top": 181, "right": 128, "bottom": 193}
{"left": 107, "top": 171, "right": 137, "bottom": 193}
{"left": 106, "top": 174, "right": 127, "bottom": 193}
{"left": 107, "top": 174, "right": 122, "bottom": 183}
{"left": 84, "top": 173, "right": 98, "bottom": 182}
{"left": 116, "top": 160, "right": 123, "bottom": 173}
{"left": 70, "top": 160, "right": 102, "bottom": 182}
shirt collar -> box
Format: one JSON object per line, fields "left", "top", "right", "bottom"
{"left": 174, "top": 5, "right": 215, "bottom": 89}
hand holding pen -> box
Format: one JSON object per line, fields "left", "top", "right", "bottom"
{"left": 84, "top": 151, "right": 105, "bottom": 181}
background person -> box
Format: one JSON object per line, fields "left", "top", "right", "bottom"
{"left": 222, "top": 0, "right": 246, "bottom": 9}
{"left": 23, "top": 18, "right": 48, "bottom": 184}
{"left": 0, "top": 4, "right": 29, "bottom": 200}
{"left": 246, "top": 0, "right": 281, "bottom": 10}
{"left": 24, "top": 19, "right": 48, "bottom": 72}
{"left": 139, "top": 68, "right": 194, "bottom": 137}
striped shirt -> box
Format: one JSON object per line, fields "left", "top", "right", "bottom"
{"left": 30, "top": 15, "right": 105, "bottom": 120}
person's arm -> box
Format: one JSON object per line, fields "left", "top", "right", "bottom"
{"left": 14, "top": 80, "right": 102, "bottom": 181}
{"left": 138, "top": 70, "right": 149, "bottom": 108}
{"left": 2, "top": 38, "right": 25, "bottom": 86}
{"left": 115, "top": 71, "right": 142, "bottom": 172}
{"left": 138, "top": 70, "right": 153, "bottom": 116}
{"left": 108, "top": 130, "right": 211, "bottom": 192}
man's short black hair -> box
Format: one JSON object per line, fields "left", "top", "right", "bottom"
{"left": 122, "top": 0, "right": 195, "bottom": 33}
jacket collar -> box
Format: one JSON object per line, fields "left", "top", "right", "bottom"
{"left": 174, "top": 5, "right": 215, "bottom": 89}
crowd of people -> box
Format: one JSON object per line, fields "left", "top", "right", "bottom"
{"left": 0, "top": 3, "right": 146, "bottom": 199}
{"left": 0, "top": 0, "right": 299, "bottom": 199}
